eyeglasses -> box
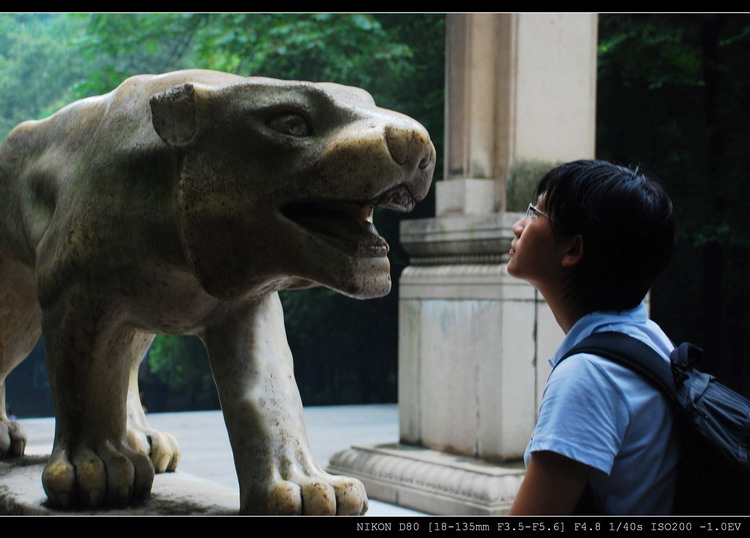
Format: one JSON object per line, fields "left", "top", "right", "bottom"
{"left": 526, "top": 203, "right": 553, "bottom": 221}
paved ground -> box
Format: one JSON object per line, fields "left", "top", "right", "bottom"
{"left": 18, "top": 403, "right": 422, "bottom": 516}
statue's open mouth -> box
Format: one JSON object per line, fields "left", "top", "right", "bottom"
{"left": 282, "top": 185, "right": 416, "bottom": 258}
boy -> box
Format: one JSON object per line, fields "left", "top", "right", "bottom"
{"left": 507, "top": 160, "right": 678, "bottom": 514}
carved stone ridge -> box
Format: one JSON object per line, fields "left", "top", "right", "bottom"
{"left": 400, "top": 212, "right": 521, "bottom": 265}
{"left": 328, "top": 443, "right": 525, "bottom": 515}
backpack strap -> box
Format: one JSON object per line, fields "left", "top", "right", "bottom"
{"left": 558, "top": 331, "right": 677, "bottom": 400}
{"left": 559, "top": 331, "right": 678, "bottom": 515}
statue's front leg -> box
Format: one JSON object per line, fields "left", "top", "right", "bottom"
{"left": 41, "top": 288, "right": 155, "bottom": 508}
{"left": 202, "top": 293, "right": 367, "bottom": 515}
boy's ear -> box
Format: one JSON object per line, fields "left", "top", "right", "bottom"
{"left": 561, "top": 235, "right": 584, "bottom": 267}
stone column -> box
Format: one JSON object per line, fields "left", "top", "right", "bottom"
{"left": 329, "top": 13, "right": 598, "bottom": 515}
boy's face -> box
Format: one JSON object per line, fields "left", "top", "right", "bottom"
{"left": 507, "top": 194, "right": 568, "bottom": 289}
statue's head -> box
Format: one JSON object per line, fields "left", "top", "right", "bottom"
{"left": 150, "top": 77, "right": 435, "bottom": 300}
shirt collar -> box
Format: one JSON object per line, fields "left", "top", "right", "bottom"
{"left": 549, "top": 302, "right": 649, "bottom": 368}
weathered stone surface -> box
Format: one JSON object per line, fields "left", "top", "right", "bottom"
{"left": 328, "top": 443, "right": 525, "bottom": 515}
{"left": 0, "top": 455, "right": 238, "bottom": 515}
{"left": 0, "top": 69, "right": 435, "bottom": 515}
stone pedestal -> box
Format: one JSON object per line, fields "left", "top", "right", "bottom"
{"left": 0, "top": 455, "right": 238, "bottom": 515}
{"left": 328, "top": 443, "right": 525, "bottom": 516}
{"left": 397, "top": 213, "right": 540, "bottom": 459}
{"left": 329, "top": 214, "right": 562, "bottom": 515}
{"left": 329, "top": 13, "right": 597, "bottom": 515}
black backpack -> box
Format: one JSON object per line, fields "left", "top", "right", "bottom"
{"left": 560, "top": 331, "right": 750, "bottom": 515}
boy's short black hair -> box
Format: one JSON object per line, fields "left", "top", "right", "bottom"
{"left": 536, "top": 159, "right": 674, "bottom": 313}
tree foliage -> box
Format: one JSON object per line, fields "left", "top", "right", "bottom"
{"left": 597, "top": 14, "right": 750, "bottom": 394}
{"left": 598, "top": 15, "right": 750, "bottom": 248}
{"left": 0, "top": 14, "right": 87, "bottom": 140}
{"left": 73, "top": 13, "right": 201, "bottom": 98}
{"left": 71, "top": 14, "right": 445, "bottom": 153}
{"left": 143, "top": 335, "right": 218, "bottom": 411}
{"left": 147, "top": 335, "right": 213, "bottom": 392}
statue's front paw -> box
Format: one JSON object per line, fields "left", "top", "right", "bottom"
{"left": 0, "top": 418, "right": 26, "bottom": 457}
{"left": 42, "top": 438, "right": 155, "bottom": 508}
{"left": 249, "top": 475, "right": 368, "bottom": 515}
{"left": 127, "top": 426, "right": 181, "bottom": 473}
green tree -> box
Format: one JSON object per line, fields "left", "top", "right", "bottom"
{"left": 597, "top": 14, "right": 750, "bottom": 394}
{"left": 73, "top": 13, "right": 445, "bottom": 144}
{"left": 144, "top": 335, "right": 217, "bottom": 410}
{"left": 73, "top": 13, "right": 203, "bottom": 98}
{"left": 0, "top": 14, "right": 88, "bottom": 141}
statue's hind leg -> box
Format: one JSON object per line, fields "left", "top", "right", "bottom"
{"left": 0, "top": 257, "right": 42, "bottom": 458}
{"left": 125, "top": 345, "right": 181, "bottom": 474}
{"left": 41, "top": 285, "right": 154, "bottom": 508}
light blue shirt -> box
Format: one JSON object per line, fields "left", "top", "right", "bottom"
{"left": 524, "top": 303, "right": 679, "bottom": 514}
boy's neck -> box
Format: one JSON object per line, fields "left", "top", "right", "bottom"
{"left": 537, "top": 284, "right": 587, "bottom": 334}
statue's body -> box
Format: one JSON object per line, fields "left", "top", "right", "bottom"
{"left": 0, "top": 69, "right": 434, "bottom": 514}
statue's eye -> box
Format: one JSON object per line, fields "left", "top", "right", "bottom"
{"left": 266, "top": 113, "right": 311, "bottom": 137}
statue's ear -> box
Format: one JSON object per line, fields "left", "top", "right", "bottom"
{"left": 150, "top": 83, "right": 198, "bottom": 147}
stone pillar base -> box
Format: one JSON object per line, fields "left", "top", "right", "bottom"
{"left": 328, "top": 443, "right": 524, "bottom": 515}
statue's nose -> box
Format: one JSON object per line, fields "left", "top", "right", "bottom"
{"left": 385, "top": 124, "right": 435, "bottom": 172}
